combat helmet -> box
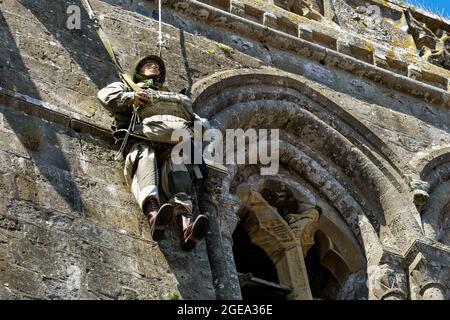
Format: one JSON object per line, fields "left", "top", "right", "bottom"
{"left": 130, "top": 54, "right": 166, "bottom": 86}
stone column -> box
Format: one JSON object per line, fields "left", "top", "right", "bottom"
{"left": 409, "top": 253, "right": 446, "bottom": 300}
{"left": 198, "top": 175, "right": 242, "bottom": 300}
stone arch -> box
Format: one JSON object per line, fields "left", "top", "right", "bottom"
{"left": 192, "top": 68, "right": 412, "bottom": 184}
{"left": 193, "top": 69, "right": 421, "bottom": 248}
{"left": 193, "top": 68, "right": 422, "bottom": 299}
{"left": 415, "top": 147, "right": 450, "bottom": 184}
{"left": 414, "top": 148, "right": 450, "bottom": 244}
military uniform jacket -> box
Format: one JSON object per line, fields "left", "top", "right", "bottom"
{"left": 97, "top": 81, "right": 204, "bottom": 145}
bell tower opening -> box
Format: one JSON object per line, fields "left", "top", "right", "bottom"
{"left": 304, "top": 233, "right": 341, "bottom": 300}
{"left": 232, "top": 224, "right": 290, "bottom": 300}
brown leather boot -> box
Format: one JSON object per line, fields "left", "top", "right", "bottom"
{"left": 145, "top": 199, "right": 173, "bottom": 242}
{"left": 177, "top": 214, "right": 209, "bottom": 251}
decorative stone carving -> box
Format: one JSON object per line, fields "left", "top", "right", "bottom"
{"left": 173, "top": 1, "right": 189, "bottom": 11}
{"left": 236, "top": 183, "right": 301, "bottom": 263}
{"left": 368, "top": 262, "right": 408, "bottom": 300}
{"left": 259, "top": 180, "right": 298, "bottom": 217}
{"left": 328, "top": 0, "right": 413, "bottom": 48}
{"left": 285, "top": 205, "right": 321, "bottom": 257}
{"left": 274, "top": 0, "right": 324, "bottom": 21}
{"left": 197, "top": 9, "right": 210, "bottom": 22}
{"left": 230, "top": 0, "right": 245, "bottom": 17}
{"left": 409, "top": 179, "right": 430, "bottom": 207}
{"left": 409, "top": 253, "right": 446, "bottom": 300}
{"left": 353, "top": 2, "right": 383, "bottom": 28}
{"left": 406, "top": 10, "right": 450, "bottom": 71}
{"left": 235, "top": 183, "right": 313, "bottom": 300}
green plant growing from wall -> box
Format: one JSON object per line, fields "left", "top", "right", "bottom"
{"left": 217, "top": 43, "right": 233, "bottom": 53}
{"left": 168, "top": 291, "right": 180, "bottom": 300}
{"left": 18, "top": 119, "right": 44, "bottom": 152}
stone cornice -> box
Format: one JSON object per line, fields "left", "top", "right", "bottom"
{"left": 164, "top": 0, "right": 450, "bottom": 107}
{"left": 0, "top": 89, "right": 113, "bottom": 143}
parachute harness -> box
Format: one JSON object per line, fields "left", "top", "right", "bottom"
{"left": 81, "top": 0, "right": 164, "bottom": 160}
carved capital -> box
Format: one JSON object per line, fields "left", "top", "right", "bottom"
{"left": 235, "top": 183, "right": 313, "bottom": 299}
{"left": 368, "top": 263, "right": 408, "bottom": 300}
{"left": 285, "top": 205, "right": 321, "bottom": 257}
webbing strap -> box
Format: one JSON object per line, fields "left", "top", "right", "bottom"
{"left": 81, "top": 0, "right": 144, "bottom": 158}
{"left": 81, "top": 0, "right": 142, "bottom": 92}
{"left": 121, "top": 74, "right": 143, "bottom": 93}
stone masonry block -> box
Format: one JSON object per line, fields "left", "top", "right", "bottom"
{"left": 263, "top": 11, "right": 278, "bottom": 29}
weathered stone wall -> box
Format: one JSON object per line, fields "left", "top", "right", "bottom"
{"left": 1, "top": 0, "right": 450, "bottom": 299}
{"left": 0, "top": 103, "right": 179, "bottom": 299}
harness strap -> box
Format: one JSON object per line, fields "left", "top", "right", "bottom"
{"left": 82, "top": 0, "right": 145, "bottom": 157}
{"left": 81, "top": 0, "right": 143, "bottom": 92}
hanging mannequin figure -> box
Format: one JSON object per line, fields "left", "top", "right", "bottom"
{"left": 98, "top": 55, "right": 209, "bottom": 251}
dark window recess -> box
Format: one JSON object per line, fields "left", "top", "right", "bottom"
{"left": 304, "top": 234, "right": 341, "bottom": 300}
{"left": 233, "top": 224, "right": 290, "bottom": 300}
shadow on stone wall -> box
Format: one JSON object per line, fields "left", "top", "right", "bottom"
{"left": 158, "top": 224, "right": 216, "bottom": 300}
{"left": 0, "top": 9, "right": 84, "bottom": 213}
{"left": 17, "top": 0, "right": 117, "bottom": 90}
{"left": 179, "top": 29, "right": 194, "bottom": 98}
{"left": 4, "top": 2, "right": 218, "bottom": 299}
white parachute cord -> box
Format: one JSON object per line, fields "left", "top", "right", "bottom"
{"left": 115, "top": 111, "right": 137, "bottom": 161}
{"left": 81, "top": 0, "right": 96, "bottom": 22}
{"left": 158, "top": 0, "right": 163, "bottom": 56}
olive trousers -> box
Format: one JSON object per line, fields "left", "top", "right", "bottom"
{"left": 124, "top": 142, "right": 193, "bottom": 217}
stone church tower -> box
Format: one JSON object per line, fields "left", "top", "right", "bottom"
{"left": 0, "top": 0, "right": 449, "bottom": 300}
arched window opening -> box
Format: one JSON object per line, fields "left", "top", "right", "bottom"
{"left": 305, "top": 232, "right": 342, "bottom": 300}
{"left": 232, "top": 224, "right": 290, "bottom": 300}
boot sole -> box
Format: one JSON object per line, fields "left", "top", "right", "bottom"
{"left": 181, "top": 215, "right": 208, "bottom": 252}
{"left": 151, "top": 203, "right": 173, "bottom": 242}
